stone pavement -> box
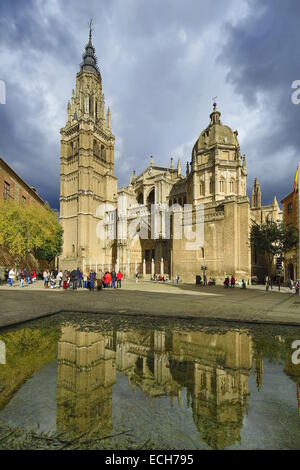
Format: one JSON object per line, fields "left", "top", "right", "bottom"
{"left": 0, "top": 279, "right": 299, "bottom": 329}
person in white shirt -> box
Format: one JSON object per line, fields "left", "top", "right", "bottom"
{"left": 56, "top": 271, "right": 63, "bottom": 288}
{"left": 8, "top": 268, "right": 15, "bottom": 287}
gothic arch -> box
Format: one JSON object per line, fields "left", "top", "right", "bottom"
{"left": 137, "top": 192, "right": 144, "bottom": 205}
{"left": 146, "top": 188, "right": 155, "bottom": 205}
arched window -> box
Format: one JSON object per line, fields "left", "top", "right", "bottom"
{"left": 94, "top": 140, "right": 99, "bottom": 157}
{"left": 229, "top": 180, "right": 235, "bottom": 193}
{"left": 219, "top": 179, "right": 225, "bottom": 193}
{"left": 209, "top": 179, "right": 214, "bottom": 194}
{"left": 101, "top": 145, "right": 106, "bottom": 160}
{"left": 89, "top": 95, "right": 92, "bottom": 116}
{"left": 137, "top": 193, "right": 144, "bottom": 205}
{"left": 147, "top": 189, "right": 155, "bottom": 205}
{"left": 200, "top": 181, "right": 205, "bottom": 196}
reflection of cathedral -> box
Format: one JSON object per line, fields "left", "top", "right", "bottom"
{"left": 170, "top": 330, "right": 252, "bottom": 449}
{"left": 56, "top": 325, "right": 116, "bottom": 437}
{"left": 56, "top": 323, "right": 253, "bottom": 448}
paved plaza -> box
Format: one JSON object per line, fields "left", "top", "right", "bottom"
{"left": 0, "top": 280, "right": 299, "bottom": 329}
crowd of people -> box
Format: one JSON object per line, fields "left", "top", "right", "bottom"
{"left": 4, "top": 267, "right": 124, "bottom": 290}
{"left": 265, "top": 275, "right": 300, "bottom": 294}
{"left": 42, "top": 268, "right": 124, "bottom": 291}
{"left": 6, "top": 268, "right": 37, "bottom": 287}
{"left": 152, "top": 274, "right": 169, "bottom": 283}
{"left": 223, "top": 275, "right": 247, "bottom": 289}
{"left": 3, "top": 266, "right": 300, "bottom": 295}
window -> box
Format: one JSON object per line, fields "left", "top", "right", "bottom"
{"left": 137, "top": 193, "right": 144, "bottom": 205}
{"left": 147, "top": 189, "right": 155, "bottom": 205}
{"left": 145, "top": 250, "right": 150, "bottom": 262}
{"left": 209, "top": 179, "right": 214, "bottom": 194}
{"left": 89, "top": 95, "right": 92, "bottom": 116}
{"left": 101, "top": 145, "right": 106, "bottom": 160}
{"left": 200, "top": 181, "right": 204, "bottom": 196}
{"left": 4, "top": 181, "right": 10, "bottom": 200}
{"left": 94, "top": 140, "right": 99, "bottom": 157}
{"left": 22, "top": 196, "right": 26, "bottom": 205}
{"left": 219, "top": 180, "right": 224, "bottom": 193}
{"left": 230, "top": 180, "right": 234, "bottom": 193}
{"left": 288, "top": 202, "right": 293, "bottom": 214}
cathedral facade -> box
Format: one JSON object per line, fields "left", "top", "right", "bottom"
{"left": 60, "top": 31, "right": 280, "bottom": 283}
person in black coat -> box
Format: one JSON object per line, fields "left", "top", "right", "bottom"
{"left": 70, "top": 269, "right": 78, "bottom": 290}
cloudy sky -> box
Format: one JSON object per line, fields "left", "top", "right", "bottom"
{"left": 0, "top": 0, "right": 299, "bottom": 209}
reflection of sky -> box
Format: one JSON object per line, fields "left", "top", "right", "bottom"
{"left": 0, "top": 363, "right": 57, "bottom": 433}
{"left": 0, "top": 359, "right": 299, "bottom": 449}
{"left": 232, "top": 360, "right": 300, "bottom": 450}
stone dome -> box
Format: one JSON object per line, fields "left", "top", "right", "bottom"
{"left": 192, "top": 103, "right": 239, "bottom": 157}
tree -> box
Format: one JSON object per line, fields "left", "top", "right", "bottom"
{"left": 251, "top": 220, "right": 298, "bottom": 276}
{"left": 0, "top": 200, "right": 63, "bottom": 267}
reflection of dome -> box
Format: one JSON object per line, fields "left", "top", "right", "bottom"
{"left": 192, "top": 401, "right": 244, "bottom": 450}
{"left": 192, "top": 103, "right": 240, "bottom": 160}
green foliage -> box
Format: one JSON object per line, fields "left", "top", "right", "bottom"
{"left": 0, "top": 200, "right": 63, "bottom": 265}
{"left": 0, "top": 324, "right": 60, "bottom": 411}
{"left": 251, "top": 220, "right": 298, "bottom": 273}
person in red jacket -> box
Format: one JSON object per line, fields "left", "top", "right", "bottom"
{"left": 30, "top": 269, "right": 36, "bottom": 283}
{"left": 117, "top": 270, "right": 123, "bottom": 288}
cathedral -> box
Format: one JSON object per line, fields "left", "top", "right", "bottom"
{"left": 60, "top": 28, "right": 281, "bottom": 283}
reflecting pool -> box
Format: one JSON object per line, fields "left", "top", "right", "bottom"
{"left": 0, "top": 314, "right": 300, "bottom": 449}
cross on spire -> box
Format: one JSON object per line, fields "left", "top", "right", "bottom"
{"left": 89, "top": 18, "right": 93, "bottom": 41}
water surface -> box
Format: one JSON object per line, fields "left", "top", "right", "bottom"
{"left": 0, "top": 314, "right": 300, "bottom": 449}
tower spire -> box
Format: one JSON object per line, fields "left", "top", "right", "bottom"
{"left": 80, "top": 19, "right": 101, "bottom": 78}
{"left": 89, "top": 18, "right": 93, "bottom": 43}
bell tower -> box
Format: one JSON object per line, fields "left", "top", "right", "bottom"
{"left": 60, "top": 22, "right": 117, "bottom": 271}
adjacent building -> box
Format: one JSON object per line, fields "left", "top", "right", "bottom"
{"left": 0, "top": 156, "right": 46, "bottom": 207}
{"left": 0, "top": 156, "right": 49, "bottom": 276}
{"left": 281, "top": 190, "right": 299, "bottom": 281}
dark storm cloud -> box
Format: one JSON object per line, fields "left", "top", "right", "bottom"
{"left": 0, "top": 0, "right": 298, "bottom": 208}
{"left": 218, "top": 0, "right": 300, "bottom": 203}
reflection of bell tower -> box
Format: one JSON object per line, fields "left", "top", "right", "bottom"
{"left": 60, "top": 22, "right": 117, "bottom": 271}
{"left": 56, "top": 324, "right": 116, "bottom": 437}
{"left": 254, "top": 352, "right": 264, "bottom": 391}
